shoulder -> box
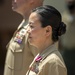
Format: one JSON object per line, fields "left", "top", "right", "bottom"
{"left": 46, "top": 53, "right": 60, "bottom": 63}
{"left": 17, "top": 19, "right": 25, "bottom": 29}
{"left": 44, "top": 53, "right": 65, "bottom": 66}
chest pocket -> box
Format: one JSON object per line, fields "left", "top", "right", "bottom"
{"left": 6, "top": 28, "right": 25, "bottom": 70}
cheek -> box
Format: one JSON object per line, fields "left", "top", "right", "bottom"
{"left": 31, "top": 29, "right": 38, "bottom": 38}
{"left": 32, "top": 29, "right": 45, "bottom": 41}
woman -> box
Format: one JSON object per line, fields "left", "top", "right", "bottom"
{"left": 26, "top": 5, "right": 67, "bottom": 75}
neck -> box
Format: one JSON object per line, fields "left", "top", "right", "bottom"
{"left": 22, "top": 15, "right": 28, "bottom": 20}
{"left": 37, "top": 38, "right": 54, "bottom": 53}
{"left": 16, "top": 7, "right": 31, "bottom": 20}
{"left": 21, "top": 12, "right": 30, "bottom": 20}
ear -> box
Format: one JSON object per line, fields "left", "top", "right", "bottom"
{"left": 45, "top": 25, "right": 52, "bottom": 36}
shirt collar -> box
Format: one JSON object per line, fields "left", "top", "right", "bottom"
{"left": 35, "top": 42, "right": 58, "bottom": 62}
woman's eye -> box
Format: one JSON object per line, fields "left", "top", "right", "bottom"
{"left": 30, "top": 25, "right": 34, "bottom": 29}
{"left": 28, "top": 22, "right": 34, "bottom": 29}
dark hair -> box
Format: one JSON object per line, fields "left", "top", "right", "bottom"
{"left": 32, "top": 5, "right": 66, "bottom": 42}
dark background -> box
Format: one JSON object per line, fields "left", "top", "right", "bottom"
{"left": 0, "top": 0, "right": 22, "bottom": 75}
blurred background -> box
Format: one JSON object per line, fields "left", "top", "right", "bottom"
{"left": 0, "top": 0, "right": 22, "bottom": 75}
{"left": 0, "top": 0, "right": 73, "bottom": 75}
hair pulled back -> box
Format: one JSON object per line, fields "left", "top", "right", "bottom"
{"left": 32, "top": 5, "right": 66, "bottom": 42}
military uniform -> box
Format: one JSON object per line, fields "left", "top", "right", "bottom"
{"left": 26, "top": 43, "right": 67, "bottom": 75}
{"left": 4, "top": 19, "right": 38, "bottom": 75}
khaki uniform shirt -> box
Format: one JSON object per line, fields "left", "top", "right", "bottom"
{"left": 4, "top": 20, "right": 38, "bottom": 75}
{"left": 26, "top": 43, "right": 67, "bottom": 75}
{"left": 60, "top": 10, "right": 75, "bottom": 49}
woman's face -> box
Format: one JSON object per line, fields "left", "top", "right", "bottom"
{"left": 27, "top": 12, "right": 47, "bottom": 47}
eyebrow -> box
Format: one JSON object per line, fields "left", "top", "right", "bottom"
{"left": 29, "top": 21, "right": 34, "bottom": 25}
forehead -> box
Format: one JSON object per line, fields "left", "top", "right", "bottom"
{"left": 29, "top": 12, "right": 40, "bottom": 22}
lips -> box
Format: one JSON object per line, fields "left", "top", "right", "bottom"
{"left": 28, "top": 36, "right": 32, "bottom": 39}
{"left": 28, "top": 35, "right": 32, "bottom": 40}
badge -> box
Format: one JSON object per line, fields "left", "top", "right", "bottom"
{"left": 29, "top": 64, "right": 39, "bottom": 74}
{"left": 14, "top": 28, "right": 26, "bottom": 44}
{"left": 29, "top": 55, "right": 42, "bottom": 74}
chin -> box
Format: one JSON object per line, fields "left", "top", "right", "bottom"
{"left": 29, "top": 41, "right": 33, "bottom": 45}
{"left": 12, "top": 7, "right": 16, "bottom": 11}
{"left": 12, "top": 6, "right": 19, "bottom": 11}
{"left": 28, "top": 40, "right": 34, "bottom": 46}
{"left": 28, "top": 39, "right": 37, "bottom": 46}
{"left": 30, "top": 43, "right": 37, "bottom": 48}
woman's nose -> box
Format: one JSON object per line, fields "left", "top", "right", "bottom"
{"left": 27, "top": 26, "right": 31, "bottom": 33}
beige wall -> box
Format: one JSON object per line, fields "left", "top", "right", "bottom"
{"left": 44, "top": 0, "right": 66, "bottom": 13}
